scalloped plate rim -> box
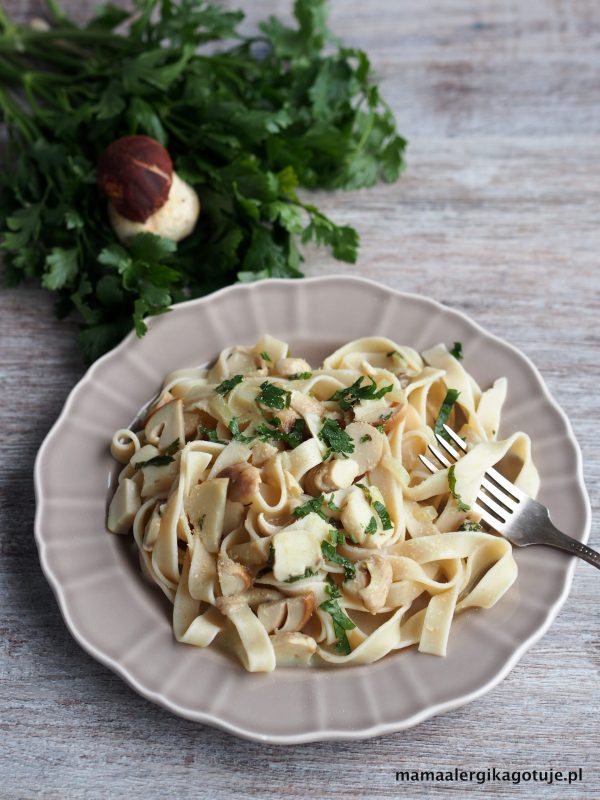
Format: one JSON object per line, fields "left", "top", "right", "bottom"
{"left": 33, "top": 275, "right": 591, "bottom": 744}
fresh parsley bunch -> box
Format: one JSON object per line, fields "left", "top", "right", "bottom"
{"left": 0, "top": 0, "right": 406, "bottom": 361}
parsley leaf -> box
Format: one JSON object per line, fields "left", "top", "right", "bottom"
{"left": 447, "top": 465, "right": 470, "bottom": 512}
{"left": 284, "top": 568, "right": 317, "bottom": 583}
{"left": 255, "top": 416, "right": 305, "bottom": 449}
{"left": 326, "top": 494, "right": 341, "bottom": 512}
{"left": 163, "top": 438, "right": 180, "bottom": 456}
{"left": 318, "top": 418, "right": 354, "bottom": 459}
{"left": 215, "top": 374, "right": 244, "bottom": 397}
{"left": 459, "top": 520, "right": 483, "bottom": 532}
{"left": 325, "top": 574, "right": 341, "bottom": 599}
{"left": 198, "top": 426, "right": 226, "bottom": 445}
{"left": 329, "top": 376, "right": 393, "bottom": 410}
{"left": 260, "top": 351, "right": 272, "bottom": 362}
{"left": 360, "top": 434, "right": 372, "bottom": 443}
{"left": 321, "top": 540, "right": 356, "bottom": 580}
{"left": 293, "top": 495, "right": 327, "bottom": 520}
{"left": 434, "top": 389, "right": 460, "bottom": 441}
{"left": 288, "top": 371, "right": 313, "bottom": 380}
{"left": 450, "top": 341, "right": 464, "bottom": 360}
{"left": 256, "top": 543, "right": 275, "bottom": 579}
{"left": 319, "top": 598, "right": 356, "bottom": 655}
{"left": 134, "top": 453, "right": 175, "bottom": 470}
{"left": 364, "top": 516, "right": 378, "bottom": 535}
{"left": 256, "top": 381, "right": 291, "bottom": 410}
{"left": 228, "top": 417, "right": 254, "bottom": 443}
{"left": 373, "top": 500, "right": 393, "bottom": 530}
{"left": 0, "top": 0, "right": 406, "bottom": 363}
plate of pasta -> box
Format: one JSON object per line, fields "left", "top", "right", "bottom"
{"left": 34, "top": 276, "right": 590, "bottom": 742}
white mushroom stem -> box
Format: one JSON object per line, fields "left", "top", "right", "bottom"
{"left": 271, "top": 632, "right": 317, "bottom": 666}
{"left": 218, "top": 554, "right": 253, "bottom": 597}
{"left": 275, "top": 357, "right": 312, "bottom": 377}
{"left": 344, "top": 421, "right": 385, "bottom": 474}
{"left": 346, "top": 555, "right": 393, "bottom": 613}
{"left": 257, "top": 593, "right": 315, "bottom": 634}
{"left": 217, "top": 462, "right": 261, "bottom": 504}
{"left": 304, "top": 457, "right": 359, "bottom": 495}
{"left": 109, "top": 172, "right": 200, "bottom": 244}
{"left": 107, "top": 478, "right": 141, "bottom": 534}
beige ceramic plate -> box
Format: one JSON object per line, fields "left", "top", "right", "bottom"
{"left": 34, "top": 276, "right": 590, "bottom": 743}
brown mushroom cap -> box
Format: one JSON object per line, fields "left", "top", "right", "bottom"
{"left": 97, "top": 135, "right": 173, "bottom": 222}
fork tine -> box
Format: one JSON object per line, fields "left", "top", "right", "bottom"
{"left": 418, "top": 454, "right": 438, "bottom": 473}
{"left": 434, "top": 432, "right": 461, "bottom": 461}
{"left": 475, "top": 489, "right": 510, "bottom": 522}
{"left": 428, "top": 442, "right": 452, "bottom": 468}
{"left": 480, "top": 476, "right": 518, "bottom": 511}
{"left": 472, "top": 501, "right": 504, "bottom": 531}
{"left": 443, "top": 423, "right": 526, "bottom": 502}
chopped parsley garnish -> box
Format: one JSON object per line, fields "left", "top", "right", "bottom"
{"left": 448, "top": 465, "right": 470, "bottom": 512}
{"left": 318, "top": 418, "right": 355, "bottom": 459}
{"left": 321, "top": 540, "right": 356, "bottom": 580}
{"left": 325, "top": 574, "right": 342, "bottom": 599}
{"left": 459, "top": 520, "right": 483, "bottom": 532}
{"left": 254, "top": 416, "right": 305, "bottom": 449}
{"left": 360, "top": 434, "right": 372, "bottom": 444}
{"left": 434, "top": 388, "right": 460, "bottom": 441}
{"left": 356, "top": 483, "right": 373, "bottom": 503}
{"left": 134, "top": 438, "right": 179, "bottom": 469}
{"left": 319, "top": 599, "right": 356, "bottom": 655}
{"left": 293, "top": 495, "right": 327, "bottom": 520}
{"left": 326, "top": 494, "right": 341, "bottom": 512}
{"left": 228, "top": 417, "right": 254, "bottom": 443}
{"left": 364, "top": 516, "right": 378, "bottom": 535}
{"left": 260, "top": 351, "right": 272, "bottom": 362}
{"left": 329, "top": 376, "right": 394, "bottom": 411}
{"left": 375, "top": 424, "right": 385, "bottom": 433}
{"left": 450, "top": 341, "right": 464, "bottom": 360}
{"left": 215, "top": 374, "right": 244, "bottom": 397}
{"left": 386, "top": 350, "right": 399, "bottom": 357}
{"left": 373, "top": 500, "right": 393, "bottom": 530}
{"left": 256, "top": 544, "right": 275, "bottom": 579}
{"left": 284, "top": 567, "right": 317, "bottom": 583}
{"left": 288, "top": 371, "right": 313, "bottom": 380}
{"left": 198, "top": 513, "right": 206, "bottom": 531}
{"left": 256, "top": 381, "right": 291, "bottom": 410}
{"left": 328, "top": 529, "right": 346, "bottom": 546}
{"left": 197, "top": 426, "right": 227, "bottom": 444}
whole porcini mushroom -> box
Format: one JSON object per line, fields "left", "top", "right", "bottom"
{"left": 97, "top": 134, "right": 200, "bottom": 243}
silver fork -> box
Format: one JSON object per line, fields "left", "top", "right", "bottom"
{"left": 419, "top": 424, "right": 599, "bottom": 570}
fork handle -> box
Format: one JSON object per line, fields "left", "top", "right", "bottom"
{"left": 538, "top": 522, "right": 600, "bottom": 571}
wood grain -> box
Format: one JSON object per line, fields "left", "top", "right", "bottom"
{"left": 1, "top": 1, "right": 599, "bottom": 798}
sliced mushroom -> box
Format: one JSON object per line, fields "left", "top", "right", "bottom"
{"left": 290, "top": 391, "right": 323, "bottom": 417}
{"left": 346, "top": 555, "right": 393, "bottom": 613}
{"left": 271, "top": 632, "right": 317, "bottom": 666}
{"left": 340, "top": 487, "right": 380, "bottom": 544}
{"left": 144, "top": 398, "right": 184, "bottom": 450}
{"left": 344, "top": 421, "right": 385, "bottom": 474}
{"left": 274, "top": 407, "right": 300, "bottom": 433}
{"left": 257, "top": 593, "right": 315, "bottom": 633}
{"left": 250, "top": 440, "right": 279, "bottom": 466}
{"left": 217, "top": 462, "right": 261, "bottom": 504}
{"left": 274, "top": 357, "right": 312, "bottom": 378}
{"left": 304, "top": 457, "right": 359, "bottom": 495}
{"left": 222, "top": 500, "right": 245, "bottom": 534}
{"left": 218, "top": 554, "right": 253, "bottom": 597}
{"left": 183, "top": 409, "right": 202, "bottom": 440}
{"left": 146, "top": 390, "right": 175, "bottom": 416}
{"left": 107, "top": 478, "right": 141, "bottom": 534}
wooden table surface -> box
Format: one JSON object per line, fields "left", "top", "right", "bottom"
{"left": 1, "top": 1, "right": 598, "bottom": 798}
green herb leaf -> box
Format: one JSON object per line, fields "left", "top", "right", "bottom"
{"left": 321, "top": 540, "right": 356, "bottom": 580}
{"left": 325, "top": 574, "right": 341, "bottom": 599}
{"left": 319, "top": 598, "right": 356, "bottom": 655}
{"left": 134, "top": 453, "right": 175, "bottom": 469}
{"left": 450, "top": 341, "right": 463, "bottom": 360}
{"left": 318, "top": 418, "right": 354, "bottom": 458}
{"left": 163, "top": 438, "right": 180, "bottom": 456}
{"left": 260, "top": 351, "right": 272, "bottom": 362}
{"left": 256, "top": 381, "right": 291, "bottom": 410}
{"left": 329, "top": 376, "right": 393, "bottom": 411}
{"left": 293, "top": 495, "right": 327, "bottom": 520}
{"left": 364, "top": 516, "right": 377, "bottom": 535}
{"left": 326, "top": 494, "right": 341, "bottom": 512}
{"left": 198, "top": 425, "right": 226, "bottom": 444}
{"left": 360, "top": 433, "right": 372, "bottom": 443}
{"left": 288, "top": 371, "right": 313, "bottom": 380}
{"left": 256, "top": 543, "right": 275, "bottom": 579}
{"left": 255, "top": 416, "right": 305, "bottom": 449}
{"left": 215, "top": 374, "right": 244, "bottom": 396}
{"left": 434, "top": 389, "right": 460, "bottom": 441}
{"left": 373, "top": 500, "right": 392, "bottom": 530}
{"left": 458, "top": 520, "right": 482, "bottom": 532}
{"left": 228, "top": 417, "right": 254, "bottom": 443}
{"left": 284, "top": 567, "right": 318, "bottom": 583}
{"left": 447, "top": 464, "right": 470, "bottom": 512}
